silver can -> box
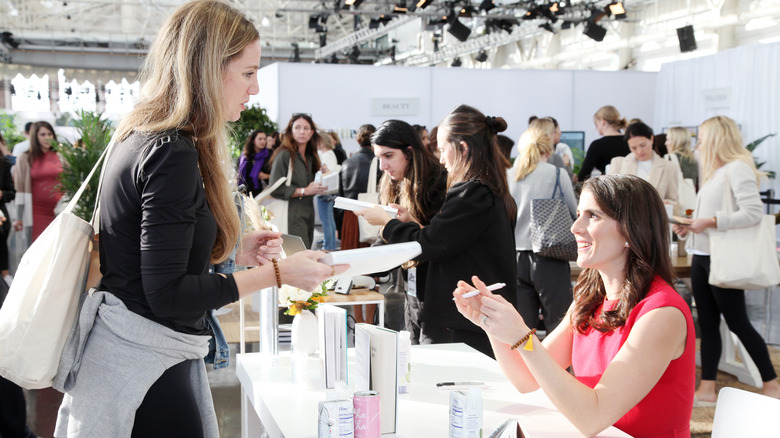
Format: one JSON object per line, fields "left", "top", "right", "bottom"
{"left": 318, "top": 399, "right": 354, "bottom": 438}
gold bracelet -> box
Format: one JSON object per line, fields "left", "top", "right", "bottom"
{"left": 510, "top": 328, "right": 537, "bottom": 351}
{"left": 271, "top": 258, "right": 282, "bottom": 288}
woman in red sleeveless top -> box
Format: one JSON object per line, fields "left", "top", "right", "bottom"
{"left": 455, "top": 175, "right": 695, "bottom": 438}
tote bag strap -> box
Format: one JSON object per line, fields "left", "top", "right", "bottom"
{"left": 550, "top": 167, "right": 562, "bottom": 199}
{"left": 367, "top": 157, "right": 379, "bottom": 195}
{"left": 285, "top": 156, "right": 294, "bottom": 187}
{"left": 59, "top": 136, "right": 117, "bottom": 230}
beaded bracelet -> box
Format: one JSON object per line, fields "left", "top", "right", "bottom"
{"left": 271, "top": 258, "right": 282, "bottom": 288}
{"left": 510, "top": 328, "right": 537, "bottom": 351}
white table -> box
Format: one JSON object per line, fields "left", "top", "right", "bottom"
{"left": 237, "top": 343, "right": 631, "bottom": 438}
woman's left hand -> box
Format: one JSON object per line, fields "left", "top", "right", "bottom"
{"left": 356, "top": 205, "right": 392, "bottom": 227}
{"left": 684, "top": 217, "right": 716, "bottom": 234}
{"left": 236, "top": 230, "right": 283, "bottom": 266}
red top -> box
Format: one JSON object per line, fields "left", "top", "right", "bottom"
{"left": 571, "top": 276, "right": 695, "bottom": 438}
{"left": 30, "top": 150, "right": 63, "bottom": 241}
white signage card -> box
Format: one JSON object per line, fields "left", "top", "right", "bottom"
{"left": 702, "top": 87, "right": 731, "bottom": 109}
{"left": 371, "top": 98, "right": 420, "bottom": 116}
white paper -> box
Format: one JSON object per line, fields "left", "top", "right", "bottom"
{"left": 319, "top": 242, "right": 422, "bottom": 277}
{"left": 320, "top": 172, "right": 339, "bottom": 194}
{"left": 333, "top": 196, "right": 398, "bottom": 217}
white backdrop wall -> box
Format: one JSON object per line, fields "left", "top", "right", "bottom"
{"left": 251, "top": 63, "right": 657, "bottom": 156}
{"left": 655, "top": 42, "right": 780, "bottom": 195}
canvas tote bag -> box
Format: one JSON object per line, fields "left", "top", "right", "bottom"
{"left": 530, "top": 167, "right": 578, "bottom": 261}
{"left": 264, "top": 158, "right": 294, "bottom": 234}
{"left": 708, "top": 174, "right": 780, "bottom": 290}
{"left": 358, "top": 157, "right": 381, "bottom": 243}
{"left": 0, "top": 139, "right": 114, "bottom": 388}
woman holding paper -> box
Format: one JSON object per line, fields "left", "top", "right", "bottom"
{"left": 269, "top": 113, "right": 328, "bottom": 248}
{"left": 54, "top": 2, "right": 346, "bottom": 435}
{"left": 369, "top": 119, "right": 447, "bottom": 341}
{"left": 359, "top": 105, "right": 516, "bottom": 357}
{"left": 454, "top": 175, "right": 695, "bottom": 438}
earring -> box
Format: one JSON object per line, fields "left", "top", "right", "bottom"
{"left": 625, "top": 241, "right": 629, "bottom": 247}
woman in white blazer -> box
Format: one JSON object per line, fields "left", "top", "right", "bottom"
{"left": 673, "top": 115, "right": 780, "bottom": 404}
{"left": 608, "top": 121, "right": 679, "bottom": 204}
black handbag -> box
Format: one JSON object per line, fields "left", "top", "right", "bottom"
{"left": 530, "top": 168, "right": 577, "bottom": 261}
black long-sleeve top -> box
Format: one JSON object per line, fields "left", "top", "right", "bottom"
{"left": 382, "top": 180, "right": 517, "bottom": 332}
{"left": 98, "top": 132, "right": 238, "bottom": 334}
{"left": 0, "top": 156, "right": 16, "bottom": 225}
{"left": 577, "top": 135, "right": 630, "bottom": 181}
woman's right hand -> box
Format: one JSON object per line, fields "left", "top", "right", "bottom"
{"left": 13, "top": 220, "right": 22, "bottom": 232}
{"left": 278, "top": 250, "right": 349, "bottom": 291}
{"left": 389, "top": 203, "right": 414, "bottom": 223}
{"left": 671, "top": 224, "right": 688, "bottom": 238}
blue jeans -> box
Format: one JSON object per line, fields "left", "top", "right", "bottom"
{"left": 316, "top": 195, "right": 337, "bottom": 250}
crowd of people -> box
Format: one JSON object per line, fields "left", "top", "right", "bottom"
{"left": 0, "top": 2, "right": 777, "bottom": 438}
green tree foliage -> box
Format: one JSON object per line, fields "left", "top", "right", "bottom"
{"left": 746, "top": 133, "right": 777, "bottom": 179}
{"left": 0, "top": 112, "right": 26, "bottom": 147}
{"left": 57, "top": 110, "right": 114, "bottom": 221}
{"left": 229, "top": 105, "right": 277, "bottom": 159}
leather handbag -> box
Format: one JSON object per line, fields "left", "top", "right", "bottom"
{"left": 530, "top": 167, "right": 577, "bottom": 261}
{"left": 357, "top": 157, "right": 381, "bottom": 243}
{"left": 0, "top": 139, "right": 114, "bottom": 389}
{"left": 708, "top": 174, "right": 780, "bottom": 290}
{"left": 264, "top": 158, "right": 294, "bottom": 234}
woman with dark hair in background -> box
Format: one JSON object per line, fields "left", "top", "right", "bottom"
{"left": 412, "top": 124, "right": 431, "bottom": 154}
{"left": 269, "top": 113, "right": 327, "bottom": 248}
{"left": 327, "top": 131, "right": 347, "bottom": 165}
{"left": 13, "top": 121, "right": 62, "bottom": 242}
{"left": 267, "top": 131, "right": 280, "bottom": 151}
{"left": 576, "top": 105, "right": 629, "bottom": 182}
{"left": 237, "top": 129, "right": 271, "bottom": 197}
{"left": 360, "top": 105, "right": 516, "bottom": 356}
{"left": 455, "top": 175, "right": 695, "bottom": 437}
{"left": 366, "top": 119, "right": 447, "bottom": 341}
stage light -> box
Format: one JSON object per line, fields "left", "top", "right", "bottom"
{"left": 608, "top": 2, "right": 626, "bottom": 19}
{"left": 677, "top": 25, "right": 697, "bottom": 52}
{"left": 416, "top": 0, "right": 433, "bottom": 9}
{"left": 475, "top": 50, "right": 487, "bottom": 62}
{"left": 447, "top": 18, "right": 471, "bottom": 42}
{"left": 451, "top": 58, "right": 462, "bottom": 67}
{"left": 290, "top": 43, "right": 301, "bottom": 62}
{"left": 479, "top": 0, "right": 495, "bottom": 12}
{"left": 319, "top": 33, "right": 327, "bottom": 47}
{"left": 540, "top": 23, "right": 556, "bottom": 34}
{"left": 348, "top": 45, "right": 360, "bottom": 63}
{"left": 583, "top": 22, "right": 606, "bottom": 41}
{"left": 344, "top": 0, "right": 364, "bottom": 7}
{"left": 394, "top": 2, "right": 408, "bottom": 13}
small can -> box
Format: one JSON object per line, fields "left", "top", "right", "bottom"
{"left": 318, "top": 400, "right": 354, "bottom": 438}
{"left": 353, "top": 390, "right": 381, "bottom": 438}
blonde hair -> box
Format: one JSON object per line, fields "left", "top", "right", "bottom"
{"left": 594, "top": 105, "right": 627, "bottom": 131}
{"left": 514, "top": 127, "right": 552, "bottom": 181}
{"left": 319, "top": 132, "right": 334, "bottom": 151}
{"left": 114, "top": 0, "right": 258, "bottom": 263}
{"left": 529, "top": 118, "right": 556, "bottom": 142}
{"left": 698, "top": 116, "right": 763, "bottom": 183}
{"left": 666, "top": 127, "right": 694, "bottom": 160}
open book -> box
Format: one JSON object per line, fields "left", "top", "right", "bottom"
{"left": 334, "top": 196, "right": 398, "bottom": 217}
{"left": 319, "top": 242, "right": 421, "bottom": 278}
{"left": 355, "top": 324, "right": 398, "bottom": 435}
{"left": 315, "top": 171, "right": 340, "bottom": 195}
{"left": 317, "top": 305, "right": 348, "bottom": 389}
{"left": 489, "top": 419, "right": 531, "bottom": 438}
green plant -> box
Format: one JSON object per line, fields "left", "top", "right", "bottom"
{"left": 0, "top": 112, "right": 26, "bottom": 147}
{"left": 58, "top": 110, "right": 114, "bottom": 221}
{"left": 746, "top": 133, "right": 776, "bottom": 179}
{"left": 229, "top": 105, "right": 277, "bottom": 159}
{"left": 571, "top": 146, "right": 585, "bottom": 176}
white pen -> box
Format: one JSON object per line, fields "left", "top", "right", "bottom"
{"left": 453, "top": 282, "right": 506, "bottom": 300}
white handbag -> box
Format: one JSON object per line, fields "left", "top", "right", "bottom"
{"left": 357, "top": 157, "right": 381, "bottom": 243}
{"left": 0, "top": 140, "right": 114, "bottom": 389}
{"left": 665, "top": 153, "right": 697, "bottom": 212}
{"left": 708, "top": 175, "right": 780, "bottom": 290}
{"left": 264, "top": 158, "right": 294, "bottom": 234}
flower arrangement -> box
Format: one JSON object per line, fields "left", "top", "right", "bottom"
{"left": 279, "top": 283, "right": 329, "bottom": 315}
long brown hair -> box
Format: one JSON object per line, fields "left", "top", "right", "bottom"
{"left": 270, "top": 114, "right": 321, "bottom": 172}
{"left": 243, "top": 129, "right": 267, "bottom": 160}
{"left": 28, "top": 121, "right": 57, "bottom": 164}
{"left": 114, "top": 0, "right": 257, "bottom": 263}
{"left": 571, "top": 175, "right": 675, "bottom": 333}
{"left": 372, "top": 119, "right": 445, "bottom": 225}
{"left": 437, "top": 104, "right": 516, "bottom": 220}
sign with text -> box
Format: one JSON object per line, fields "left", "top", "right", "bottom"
{"left": 702, "top": 87, "right": 731, "bottom": 109}
{"left": 371, "top": 98, "right": 420, "bottom": 116}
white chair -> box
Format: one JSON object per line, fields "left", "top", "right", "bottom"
{"left": 711, "top": 387, "right": 780, "bottom": 438}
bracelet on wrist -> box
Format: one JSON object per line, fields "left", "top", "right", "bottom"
{"left": 510, "top": 328, "right": 537, "bottom": 351}
{"left": 271, "top": 258, "right": 282, "bottom": 288}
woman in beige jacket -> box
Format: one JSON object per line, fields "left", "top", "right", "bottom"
{"left": 608, "top": 121, "right": 679, "bottom": 204}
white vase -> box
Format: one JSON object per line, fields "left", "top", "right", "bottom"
{"left": 291, "top": 309, "right": 319, "bottom": 355}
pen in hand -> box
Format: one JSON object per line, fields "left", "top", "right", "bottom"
{"left": 453, "top": 282, "right": 506, "bottom": 300}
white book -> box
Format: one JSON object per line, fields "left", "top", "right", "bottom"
{"left": 333, "top": 196, "right": 398, "bottom": 217}
{"left": 317, "top": 305, "right": 348, "bottom": 389}
{"left": 315, "top": 171, "right": 340, "bottom": 195}
{"left": 489, "top": 419, "right": 532, "bottom": 438}
{"left": 318, "top": 242, "right": 422, "bottom": 278}
{"left": 355, "top": 323, "right": 398, "bottom": 435}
